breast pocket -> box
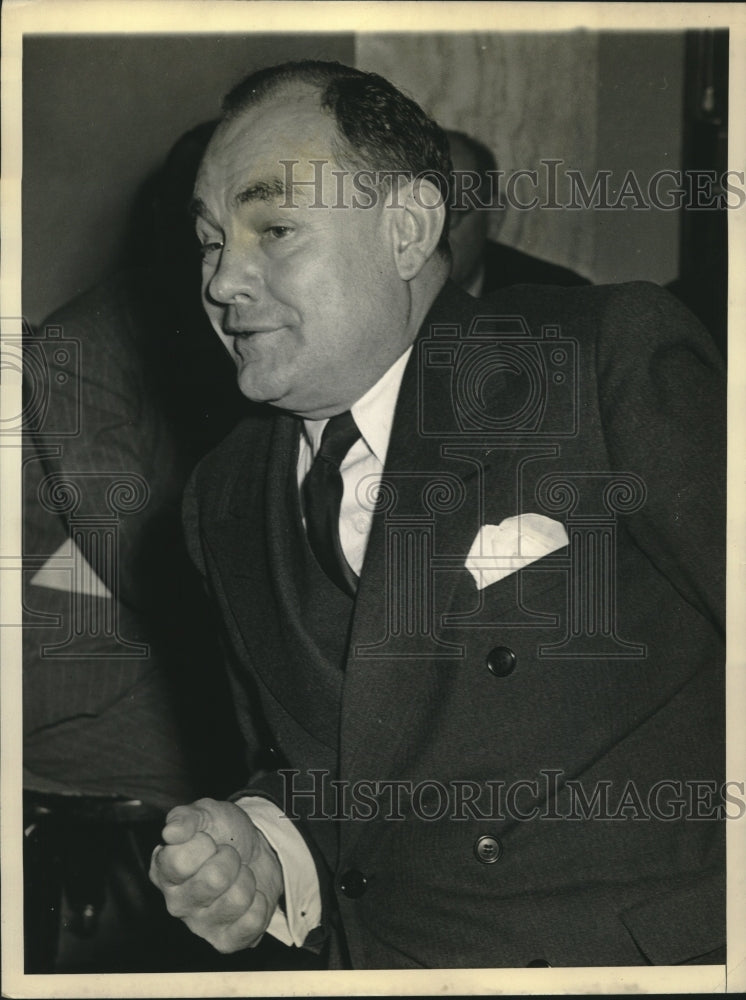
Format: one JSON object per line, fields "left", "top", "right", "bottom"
{"left": 442, "top": 560, "right": 568, "bottom": 632}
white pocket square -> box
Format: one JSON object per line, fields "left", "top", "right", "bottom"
{"left": 465, "top": 514, "right": 568, "bottom": 590}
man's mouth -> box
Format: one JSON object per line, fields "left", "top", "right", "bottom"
{"left": 223, "top": 326, "right": 287, "bottom": 362}
{"left": 223, "top": 325, "right": 284, "bottom": 339}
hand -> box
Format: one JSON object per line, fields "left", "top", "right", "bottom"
{"left": 149, "top": 797, "right": 284, "bottom": 953}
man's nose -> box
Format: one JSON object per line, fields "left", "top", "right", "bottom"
{"left": 206, "top": 244, "right": 262, "bottom": 305}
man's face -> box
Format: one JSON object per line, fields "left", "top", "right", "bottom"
{"left": 192, "top": 86, "right": 413, "bottom": 419}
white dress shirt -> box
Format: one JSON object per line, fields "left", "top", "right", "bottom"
{"left": 296, "top": 345, "right": 412, "bottom": 574}
{"left": 238, "top": 345, "right": 413, "bottom": 947}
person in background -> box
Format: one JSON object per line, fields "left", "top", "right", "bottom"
{"left": 22, "top": 122, "right": 252, "bottom": 972}
{"left": 446, "top": 129, "right": 591, "bottom": 296}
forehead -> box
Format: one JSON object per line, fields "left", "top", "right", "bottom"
{"left": 195, "top": 86, "right": 344, "bottom": 204}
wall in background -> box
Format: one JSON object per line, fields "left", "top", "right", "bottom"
{"left": 23, "top": 34, "right": 354, "bottom": 327}
{"left": 594, "top": 32, "right": 685, "bottom": 285}
{"left": 23, "top": 31, "right": 685, "bottom": 327}
{"left": 357, "top": 31, "right": 685, "bottom": 286}
{"left": 357, "top": 31, "right": 598, "bottom": 279}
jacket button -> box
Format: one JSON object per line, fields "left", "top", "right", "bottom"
{"left": 527, "top": 959, "right": 552, "bottom": 967}
{"left": 474, "top": 834, "right": 503, "bottom": 864}
{"left": 339, "top": 869, "right": 368, "bottom": 898}
{"left": 486, "top": 646, "right": 517, "bottom": 676}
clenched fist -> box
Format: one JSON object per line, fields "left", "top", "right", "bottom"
{"left": 149, "top": 797, "right": 284, "bottom": 953}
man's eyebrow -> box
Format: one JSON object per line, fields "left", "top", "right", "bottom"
{"left": 189, "top": 196, "right": 212, "bottom": 221}
{"left": 189, "top": 178, "right": 288, "bottom": 221}
{"left": 234, "top": 178, "right": 287, "bottom": 206}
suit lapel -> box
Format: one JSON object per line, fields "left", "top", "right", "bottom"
{"left": 205, "top": 413, "right": 342, "bottom": 748}
{"left": 340, "top": 284, "right": 525, "bottom": 797}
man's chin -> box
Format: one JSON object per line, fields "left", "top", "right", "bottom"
{"left": 235, "top": 369, "right": 287, "bottom": 409}
{"left": 236, "top": 377, "right": 271, "bottom": 405}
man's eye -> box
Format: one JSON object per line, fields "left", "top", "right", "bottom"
{"left": 199, "top": 241, "right": 224, "bottom": 260}
{"left": 265, "top": 225, "right": 293, "bottom": 239}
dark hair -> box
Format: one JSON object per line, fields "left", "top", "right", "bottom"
{"left": 222, "top": 60, "right": 452, "bottom": 252}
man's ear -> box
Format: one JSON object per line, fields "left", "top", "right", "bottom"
{"left": 389, "top": 177, "right": 446, "bottom": 280}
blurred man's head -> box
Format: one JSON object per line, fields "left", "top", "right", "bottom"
{"left": 193, "top": 61, "right": 453, "bottom": 419}
{"left": 446, "top": 130, "right": 496, "bottom": 292}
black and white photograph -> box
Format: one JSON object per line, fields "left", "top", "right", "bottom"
{"left": 2, "top": 1, "right": 744, "bottom": 995}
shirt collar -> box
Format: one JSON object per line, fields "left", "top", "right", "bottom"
{"left": 303, "top": 345, "right": 413, "bottom": 466}
{"left": 464, "top": 261, "right": 486, "bottom": 299}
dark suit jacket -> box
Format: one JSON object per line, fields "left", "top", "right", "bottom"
{"left": 481, "top": 238, "right": 590, "bottom": 293}
{"left": 183, "top": 280, "right": 725, "bottom": 968}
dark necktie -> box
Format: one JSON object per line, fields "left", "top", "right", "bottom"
{"left": 302, "top": 411, "right": 362, "bottom": 597}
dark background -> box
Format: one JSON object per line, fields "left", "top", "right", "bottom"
{"left": 23, "top": 33, "right": 355, "bottom": 326}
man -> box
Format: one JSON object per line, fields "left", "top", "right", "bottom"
{"left": 150, "top": 61, "right": 725, "bottom": 969}
{"left": 446, "top": 129, "right": 590, "bottom": 295}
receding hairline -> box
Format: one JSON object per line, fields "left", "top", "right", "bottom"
{"left": 193, "top": 89, "right": 392, "bottom": 221}
{"left": 222, "top": 76, "right": 327, "bottom": 117}
{"left": 190, "top": 116, "right": 362, "bottom": 225}
{"left": 193, "top": 64, "right": 452, "bottom": 255}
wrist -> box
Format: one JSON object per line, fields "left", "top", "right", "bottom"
{"left": 252, "top": 827, "right": 285, "bottom": 906}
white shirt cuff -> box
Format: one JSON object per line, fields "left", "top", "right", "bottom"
{"left": 235, "top": 795, "right": 321, "bottom": 948}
